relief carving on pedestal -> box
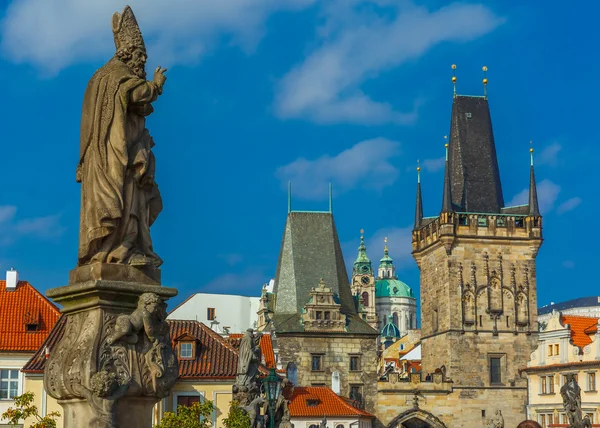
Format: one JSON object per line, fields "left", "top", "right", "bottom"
{"left": 44, "top": 293, "right": 178, "bottom": 427}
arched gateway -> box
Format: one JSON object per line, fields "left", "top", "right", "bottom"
{"left": 388, "top": 409, "right": 447, "bottom": 428}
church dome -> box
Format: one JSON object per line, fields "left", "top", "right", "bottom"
{"left": 380, "top": 315, "right": 401, "bottom": 338}
{"left": 375, "top": 278, "right": 415, "bottom": 298}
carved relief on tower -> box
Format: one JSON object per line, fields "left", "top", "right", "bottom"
{"left": 488, "top": 272, "right": 503, "bottom": 314}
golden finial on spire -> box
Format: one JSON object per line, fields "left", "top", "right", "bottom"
{"left": 482, "top": 66, "right": 488, "bottom": 98}
{"left": 417, "top": 159, "right": 421, "bottom": 184}
{"left": 530, "top": 140, "right": 534, "bottom": 166}
{"left": 452, "top": 64, "right": 457, "bottom": 98}
{"left": 444, "top": 135, "right": 449, "bottom": 161}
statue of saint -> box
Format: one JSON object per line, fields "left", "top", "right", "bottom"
{"left": 77, "top": 6, "right": 167, "bottom": 267}
{"left": 236, "top": 329, "right": 263, "bottom": 390}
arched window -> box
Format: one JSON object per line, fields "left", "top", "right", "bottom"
{"left": 309, "top": 425, "right": 319, "bottom": 428}
{"left": 336, "top": 425, "right": 345, "bottom": 428}
{"left": 393, "top": 312, "right": 399, "bottom": 328}
{"left": 361, "top": 291, "right": 369, "bottom": 307}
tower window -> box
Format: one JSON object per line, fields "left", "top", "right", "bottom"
{"left": 496, "top": 218, "right": 506, "bottom": 227}
{"left": 490, "top": 357, "right": 502, "bottom": 384}
{"left": 515, "top": 218, "right": 524, "bottom": 228}
{"left": 361, "top": 291, "right": 369, "bottom": 307}
{"left": 316, "top": 311, "right": 322, "bottom": 320}
{"left": 506, "top": 316, "right": 509, "bottom": 328}
{"left": 477, "top": 216, "right": 487, "bottom": 227}
{"left": 466, "top": 113, "right": 472, "bottom": 118}
{"left": 458, "top": 215, "right": 469, "bottom": 226}
{"left": 349, "top": 355, "right": 361, "bottom": 371}
{"left": 311, "top": 355, "right": 323, "bottom": 371}
{"left": 479, "top": 315, "right": 483, "bottom": 327}
{"left": 324, "top": 311, "right": 330, "bottom": 320}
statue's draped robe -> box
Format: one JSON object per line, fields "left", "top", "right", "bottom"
{"left": 78, "top": 58, "right": 162, "bottom": 265}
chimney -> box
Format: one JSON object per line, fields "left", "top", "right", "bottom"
{"left": 6, "top": 268, "right": 18, "bottom": 290}
{"left": 45, "top": 347, "right": 50, "bottom": 359}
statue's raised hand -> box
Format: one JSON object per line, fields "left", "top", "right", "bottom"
{"left": 153, "top": 66, "right": 167, "bottom": 87}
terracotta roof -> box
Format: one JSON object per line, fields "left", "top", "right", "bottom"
{"left": 287, "top": 386, "right": 374, "bottom": 418}
{"left": 226, "top": 333, "right": 276, "bottom": 368}
{"left": 561, "top": 315, "right": 598, "bottom": 349}
{"left": 0, "top": 280, "right": 60, "bottom": 352}
{"left": 24, "top": 318, "right": 269, "bottom": 379}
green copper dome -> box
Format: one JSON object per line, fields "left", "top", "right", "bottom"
{"left": 375, "top": 278, "right": 415, "bottom": 298}
{"left": 379, "top": 241, "right": 393, "bottom": 269}
{"left": 381, "top": 315, "right": 400, "bottom": 338}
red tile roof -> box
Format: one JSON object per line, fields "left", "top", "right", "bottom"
{"left": 226, "top": 333, "right": 276, "bottom": 368}
{"left": 24, "top": 318, "right": 270, "bottom": 379}
{"left": 0, "top": 280, "right": 60, "bottom": 352}
{"left": 561, "top": 315, "right": 598, "bottom": 349}
{"left": 287, "top": 387, "right": 374, "bottom": 418}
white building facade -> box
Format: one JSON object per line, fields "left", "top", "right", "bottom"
{"left": 168, "top": 293, "right": 260, "bottom": 334}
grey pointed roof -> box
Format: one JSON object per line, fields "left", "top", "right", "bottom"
{"left": 273, "top": 211, "right": 356, "bottom": 316}
{"left": 414, "top": 179, "right": 423, "bottom": 229}
{"left": 528, "top": 160, "right": 540, "bottom": 216}
{"left": 448, "top": 95, "right": 504, "bottom": 213}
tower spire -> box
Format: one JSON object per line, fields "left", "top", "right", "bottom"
{"left": 352, "top": 229, "right": 372, "bottom": 276}
{"left": 528, "top": 142, "right": 540, "bottom": 216}
{"left": 414, "top": 160, "right": 423, "bottom": 230}
{"left": 441, "top": 136, "right": 453, "bottom": 213}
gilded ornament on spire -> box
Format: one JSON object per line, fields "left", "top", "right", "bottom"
{"left": 482, "top": 65, "right": 488, "bottom": 98}
{"left": 452, "top": 64, "right": 457, "bottom": 97}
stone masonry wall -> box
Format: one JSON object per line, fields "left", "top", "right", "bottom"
{"left": 276, "top": 333, "right": 379, "bottom": 414}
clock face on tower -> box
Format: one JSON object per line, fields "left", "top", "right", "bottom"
{"left": 361, "top": 275, "right": 370, "bottom": 285}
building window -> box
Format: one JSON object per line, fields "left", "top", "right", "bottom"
{"left": 324, "top": 311, "right": 330, "bottom": 320}
{"left": 316, "top": 311, "right": 322, "bottom": 320}
{"left": 540, "top": 375, "right": 554, "bottom": 394}
{"left": 361, "top": 291, "right": 369, "bottom": 307}
{"left": 496, "top": 217, "right": 506, "bottom": 227}
{"left": 309, "top": 425, "right": 319, "bottom": 428}
{"left": 393, "top": 312, "right": 399, "bottom": 328}
{"left": 458, "top": 214, "right": 469, "bottom": 226}
{"left": 179, "top": 342, "right": 193, "bottom": 359}
{"left": 176, "top": 395, "right": 200, "bottom": 410}
{"left": 585, "top": 413, "right": 594, "bottom": 423}
{"left": 554, "top": 344, "right": 559, "bottom": 355}
{"left": 207, "top": 308, "right": 216, "bottom": 321}
{"left": 539, "top": 413, "right": 554, "bottom": 427}
{"left": 548, "top": 344, "right": 553, "bottom": 356}
{"left": 515, "top": 218, "right": 524, "bottom": 228}
{"left": 25, "top": 323, "right": 38, "bottom": 332}
{"left": 490, "top": 357, "right": 502, "bottom": 384}
{"left": 587, "top": 372, "right": 596, "bottom": 391}
{"left": 0, "top": 369, "right": 19, "bottom": 399}
{"left": 506, "top": 316, "right": 510, "bottom": 328}
{"left": 350, "top": 356, "right": 361, "bottom": 371}
{"left": 311, "top": 355, "right": 322, "bottom": 371}
{"left": 336, "top": 425, "right": 345, "bottom": 428}
{"left": 349, "top": 385, "right": 362, "bottom": 404}
{"left": 477, "top": 216, "right": 487, "bottom": 227}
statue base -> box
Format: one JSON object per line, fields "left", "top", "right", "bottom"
{"left": 69, "top": 263, "right": 161, "bottom": 286}
{"left": 44, "top": 279, "right": 178, "bottom": 428}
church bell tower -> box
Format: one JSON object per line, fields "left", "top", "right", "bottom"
{"left": 351, "top": 230, "right": 378, "bottom": 329}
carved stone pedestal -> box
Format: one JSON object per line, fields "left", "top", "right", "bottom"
{"left": 44, "top": 276, "right": 178, "bottom": 428}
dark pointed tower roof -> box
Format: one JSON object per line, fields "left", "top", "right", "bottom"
{"left": 273, "top": 212, "right": 354, "bottom": 315}
{"left": 414, "top": 164, "right": 423, "bottom": 229}
{"left": 448, "top": 95, "right": 504, "bottom": 213}
{"left": 353, "top": 230, "right": 372, "bottom": 276}
{"left": 528, "top": 147, "right": 540, "bottom": 216}
{"left": 441, "top": 140, "right": 453, "bottom": 213}
{"left": 272, "top": 211, "right": 376, "bottom": 334}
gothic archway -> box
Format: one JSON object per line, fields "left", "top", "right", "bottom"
{"left": 388, "top": 408, "right": 447, "bottom": 428}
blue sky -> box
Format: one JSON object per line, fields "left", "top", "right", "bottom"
{"left": 0, "top": 0, "right": 597, "bottom": 313}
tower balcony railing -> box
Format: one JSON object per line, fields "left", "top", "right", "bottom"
{"left": 413, "top": 211, "right": 542, "bottom": 250}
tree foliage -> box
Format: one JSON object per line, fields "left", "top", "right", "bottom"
{"left": 154, "top": 400, "right": 214, "bottom": 428}
{"left": 223, "top": 401, "right": 251, "bottom": 428}
{"left": 1, "top": 392, "right": 61, "bottom": 428}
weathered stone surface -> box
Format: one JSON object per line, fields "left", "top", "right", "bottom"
{"left": 44, "top": 280, "right": 178, "bottom": 428}
{"left": 69, "top": 263, "right": 161, "bottom": 286}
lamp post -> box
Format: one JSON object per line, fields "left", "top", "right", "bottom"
{"left": 263, "top": 368, "right": 282, "bottom": 428}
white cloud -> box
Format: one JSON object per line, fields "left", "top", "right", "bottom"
{"left": 507, "top": 179, "right": 561, "bottom": 214}
{"left": 275, "top": 138, "right": 400, "bottom": 200}
{"left": 0, "top": 205, "right": 65, "bottom": 245}
{"left": 537, "top": 142, "right": 561, "bottom": 166}
{"left": 275, "top": 2, "right": 503, "bottom": 124}
{"left": 0, "top": 0, "right": 315, "bottom": 74}
{"left": 557, "top": 197, "right": 582, "bottom": 215}
{"left": 422, "top": 156, "right": 445, "bottom": 173}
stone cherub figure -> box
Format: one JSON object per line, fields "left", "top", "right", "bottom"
{"left": 77, "top": 5, "right": 167, "bottom": 268}
{"left": 108, "top": 292, "right": 168, "bottom": 346}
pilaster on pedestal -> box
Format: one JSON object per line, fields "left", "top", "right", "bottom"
{"left": 44, "top": 265, "right": 179, "bottom": 428}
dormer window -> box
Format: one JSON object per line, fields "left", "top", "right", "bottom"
{"left": 179, "top": 342, "right": 194, "bottom": 359}
{"left": 306, "top": 399, "right": 320, "bottom": 407}
{"left": 23, "top": 310, "right": 39, "bottom": 333}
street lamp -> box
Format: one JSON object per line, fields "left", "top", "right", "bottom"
{"left": 263, "top": 368, "right": 282, "bottom": 428}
